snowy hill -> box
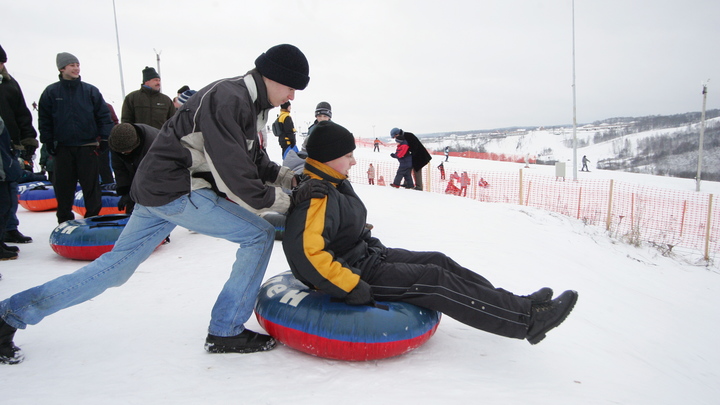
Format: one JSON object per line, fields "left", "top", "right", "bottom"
{"left": 1, "top": 138, "right": 719, "bottom": 404}
{"left": 418, "top": 116, "right": 720, "bottom": 179}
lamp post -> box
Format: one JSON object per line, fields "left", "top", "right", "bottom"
{"left": 695, "top": 81, "right": 709, "bottom": 192}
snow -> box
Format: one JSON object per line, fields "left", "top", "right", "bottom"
{"left": 1, "top": 138, "right": 719, "bottom": 405}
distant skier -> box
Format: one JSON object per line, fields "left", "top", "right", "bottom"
{"left": 581, "top": 155, "right": 590, "bottom": 172}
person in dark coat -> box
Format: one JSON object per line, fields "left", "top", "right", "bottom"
{"left": 38, "top": 52, "right": 114, "bottom": 224}
{"left": 0, "top": 117, "right": 23, "bottom": 261}
{"left": 390, "top": 128, "right": 431, "bottom": 190}
{"left": 108, "top": 123, "right": 159, "bottom": 215}
{"left": 0, "top": 44, "right": 35, "bottom": 243}
{"left": 121, "top": 66, "right": 176, "bottom": 129}
{"left": 283, "top": 121, "right": 578, "bottom": 346}
{"left": 272, "top": 101, "right": 297, "bottom": 157}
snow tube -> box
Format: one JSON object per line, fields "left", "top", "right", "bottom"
{"left": 18, "top": 183, "right": 57, "bottom": 212}
{"left": 261, "top": 212, "right": 285, "bottom": 240}
{"left": 49, "top": 214, "right": 130, "bottom": 260}
{"left": 72, "top": 190, "right": 123, "bottom": 216}
{"left": 255, "top": 271, "right": 441, "bottom": 361}
{"left": 17, "top": 180, "right": 53, "bottom": 196}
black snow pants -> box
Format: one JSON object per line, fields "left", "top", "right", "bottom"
{"left": 364, "top": 248, "right": 531, "bottom": 339}
{"left": 53, "top": 145, "right": 102, "bottom": 223}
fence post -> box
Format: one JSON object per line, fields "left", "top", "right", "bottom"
{"left": 606, "top": 179, "right": 614, "bottom": 231}
{"left": 577, "top": 187, "right": 583, "bottom": 219}
{"left": 518, "top": 169, "right": 524, "bottom": 205}
{"left": 705, "top": 194, "right": 714, "bottom": 261}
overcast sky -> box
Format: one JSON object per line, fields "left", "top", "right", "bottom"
{"left": 2, "top": 0, "right": 718, "bottom": 138}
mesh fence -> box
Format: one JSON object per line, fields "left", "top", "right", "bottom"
{"left": 350, "top": 154, "right": 718, "bottom": 262}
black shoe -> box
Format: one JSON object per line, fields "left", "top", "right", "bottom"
{"left": 523, "top": 287, "right": 553, "bottom": 304}
{"left": 0, "top": 319, "right": 24, "bottom": 365}
{"left": 204, "top": 329, "right": 277, "bottom": 354}
{"left": 527, "top": 290, "right": 578, "bottom": 345}
{"left": 1, "top": 243, "right": 19, "bottom": 253}
{"left": 0, "top": 247, "right": 18, "bottom": 261}
{"left": 4, "top": 230, "right": 32, "bottom": 244}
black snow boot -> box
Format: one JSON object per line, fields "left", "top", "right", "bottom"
{"left": 1, "top": 242, "right": 19, "bottom": 253}
{"left": 522, "top": 287, "right": 553, "bottom": 304}
{"left": 204, "top": 329, "right": 277, "bottom": 354}
{"left": 0, "top": 319, "right": 24, "bottom": 365}
{"left": 0, "top": 246, "right": 18, "bottom": 261}
{"left": 527, "top": 290, "right": 578, "bottom": 345}
{"left": 4, "top": 229, "right": 32, "bottom": 244}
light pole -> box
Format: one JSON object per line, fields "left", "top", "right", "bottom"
{"left": 696, "top": 81, "right": 709, "bottom": 192}
{"left": 112, "top": 0, "right": 126, "bottom": 98}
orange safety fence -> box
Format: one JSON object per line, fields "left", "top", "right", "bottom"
{"left": 350, "top": 154, "right": 718, "bottom": 262}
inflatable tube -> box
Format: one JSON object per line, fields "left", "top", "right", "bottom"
{"left": 72, "top": 190, "right": 123, "bottom": 216}
{"left": 18, "top": 183, "right": 57, "bottom": 212}
{"left": 255, "top": 271, "right": 441, "bottom": 361}
{"left": 49, "top": 214, "right": 131, "bottom": 260}
{"left": 17, "top": 180, "right": 53, "bottom": 196}
{"left": 261, "top": 212, "right": 285, "bottom": 240}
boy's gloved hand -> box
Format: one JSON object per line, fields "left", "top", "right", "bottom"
{"left": 344, "top": 280, "right": 375, "bottom": 306}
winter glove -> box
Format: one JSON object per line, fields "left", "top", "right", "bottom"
{"left": 291, "top": 179, "right": 329, "bottom": 208}
{"left": 45, "top": 142, "right": 56, "bottom": 156}
{"left": 344, "top": 279, "right": 375, "bottom": 306}
{"left": 267, "top": 187, "right": 292, "bottom": 215}
{"left": 390, "top": 153, "right": 396, "bottom": 158}
{"left": 117, "top": 194, "right": 132, "bottom": 211}
{"left": 272, "top": 166, "right": 296, "bottom": 189}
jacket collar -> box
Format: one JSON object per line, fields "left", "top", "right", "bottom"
{"left": 303, "top": 158, "right": 346, "bottom": 185}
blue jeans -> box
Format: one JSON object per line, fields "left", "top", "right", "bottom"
{"left": 0, "top": 188, "right": 275, "bottom": 337}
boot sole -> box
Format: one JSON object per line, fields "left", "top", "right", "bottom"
{"left": 528, "top": 291, "right": 578, "bottom": 345}
{"left": 204, "top": 339, "right": 277, "bottom": 354}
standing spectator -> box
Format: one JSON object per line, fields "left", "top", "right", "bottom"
{"left": 0, "top": 117, "right": 22, "bottom": 260}
{"left": 444, "top": 145, "right": 450, "bottom": 162}
{"left": 460, "top": 171, "right": 470, "bottom": 197}
{"left": 121, "top": 66, "right": 176, "bottom": 129}
{"left": 581, "top": 155, "right": 590, "bottom": 172}
{"left": 390, "top": 131, "right": 413, "bottom": 189}
{"left": 0, "top": 44, "right": 36, "bottom": 244}
{"left": 438, "top": 161, "right": 445, "bottom": 180}
{"left": 478, "top": 177, "right": 489, "bottom": 188}
{"left": 373, "top": 137, "right": 381, "bottom": 152}
{"left": 39, "top": 52, "right": 113, "bottom": 224}
{"left": 108, "top": 123, "right": 159, "bottom": 215}
{"left": 173, "top": 85, "right": 190, "bottom": 108}
{"left": 272, "top": 101, "right": 296, "bottom": 157}
{"left": 97, "top": 103, "right": 119, "bottom": 187}
{"left": 175, "top": 89, "right": 196, "bottom": 108}
{"left": 367, "top": 163, "right": 375, "bottom": 185}
{"left": 283, "top": 121, "right": 578, "bottom": 347}
{"left": 390, "top": 128, "right": 431, "bottom": 191}
{"left": 303, "top": 101, "right": 332, "bottom": 150}
{"left": 0, "top": 44, "right": 311, "bottom": 364}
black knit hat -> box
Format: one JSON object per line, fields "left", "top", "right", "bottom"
{"left": 254, "top": 44, "right": 310, "bottom": 90}
{"left": 0, "top": 45, "right": 6, "bottom": 63}
{"left": 142, "top": 66, "right": 160, "bottom": 83}
{"left": 109, "top": 123, "right": 141, "bottom": 153}
{"left": 306, "top": 121, "right": 356, "bottom": 163}
{"left": 315, "top": 101, "right": 332, "bottom": 118}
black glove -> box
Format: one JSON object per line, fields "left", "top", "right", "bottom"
{"left": 22, "top": 145, "right": 37, "bottom": 160}
{"left": 291, "top": 179, "right": 329, "bottom": 207}
{"left": 344, "top": 280, "right": 375, "bottom": 306}
{"left": 390, "top": 153, "right": 396, "bottom": 158}
{"left": 117, "top": 194, "right": 132, "bottom": 211}
{"left": 45, "top": 143, "right": 56, "bottom": 156}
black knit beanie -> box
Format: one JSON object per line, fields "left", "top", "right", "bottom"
{"left": 142, "top": 66, "right": 160, "bottom": 83}
{"left": 0, "top": 45, "right": 6, "bottom": 63}
{"left": 109, "top": 123, "right": 141, "bottom": 153}
{"left": 306, "top": 121, "right": 356, "bottom": 163}
{"left": 254, "top": 44, "right": 310, "bottom": 90}
{"left": 315, "top": 101, "right": 332, "bottom": 118}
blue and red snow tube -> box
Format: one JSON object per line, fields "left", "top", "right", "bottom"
{"left": 49, "top": 214, "right": 131, "bottom": 260}
{"left": 255, "top": 271, "right": 441, "bottom": 361}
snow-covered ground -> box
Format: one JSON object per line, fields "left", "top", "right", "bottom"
{"left": 1, "top": 136, "right": 719, "bottom": 404}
